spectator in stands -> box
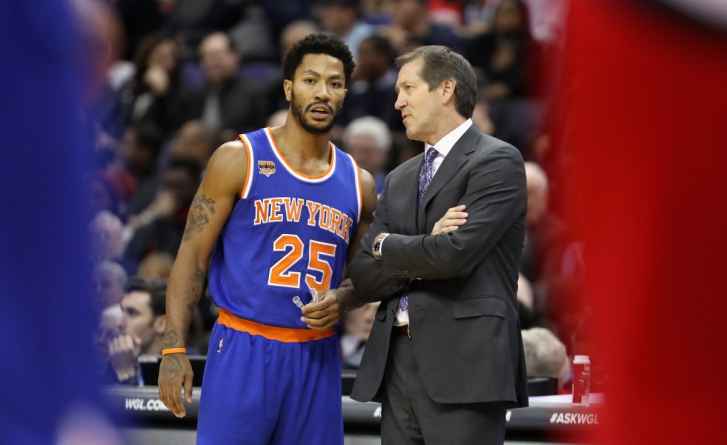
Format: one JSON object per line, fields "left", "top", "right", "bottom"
{"left": 91, "top": 211, "right": 126, "bottom": 263}
{"left": 119, "top": 34, "right": 186, "bottom": 141}
{"left": 382, "top": 0, "right": 463, "bottom": 53}
{"left": 466, "top": 0, "right": 535, "bottom": 101}
{"left": 138, "top": 252, "right": 175, "bottom": 282}
{"left": 521, "top": 161, "right": 563, "bottom": 285}
{"left": 120, "top": 278, "right": 168, "bottom": 356}
{"left": 337, "top": 34, "right": 401, "bottom": 130}
{"left": 106, "top": 278, "right": 167, "bottom": 384}
{"left": 164, "top": 0, "right": 244, "bottom": 51}
{"left": 94, "top": 260, "right": 128, "bottom": 309}
{"left": 167, "top": 120, "right": 217, "bottom": 168}
{"left": 179, "top": 32, "right": 269, "bottom": 133}
{"left": 341, "top": 302, "right": 379, "bottom": 368}
{"left": 316, "top": 0, "right": 375, "bottom": 58}
{"left": 126, "top": 120, "right": 216, "bottom": 216}
{"left": 343, "top": 116, "right": 391, "bottom": 193}
{"left": 103, "top": 123, "right": 163, "bottom": 209}
{"left": 123, "top": 159, "right": 201, "bottom": 272}
{"left": 521, "top": 327, "right": 569, "bottom": 389}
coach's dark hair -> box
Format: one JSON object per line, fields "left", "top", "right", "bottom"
{"left": 126, "top": 277, "right": 167, "bottom": 317}
{"left": 283, "top": 33, "right": 355, "bottom": 87}
{"left": 396, "top": 45, "right": 478, "bottom": 118}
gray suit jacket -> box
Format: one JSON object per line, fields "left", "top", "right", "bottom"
{"left": 348, "top": 125, "right": 529, "bottom": 407}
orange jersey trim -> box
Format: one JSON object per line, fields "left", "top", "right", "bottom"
{"left": 264, "top": 127, "right": 336, "bottom": 182}
{"left": 346, "top": 153, "right": 363, "bottom": 223}
{"left": 238, "top": 134, "right": 254, "bottom": 199}
{"left": 217, "top": 309, "right": 335, "bottom": 343}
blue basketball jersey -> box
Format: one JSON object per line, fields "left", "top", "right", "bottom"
{"left": 208, "top": 128, "right": 362, "bottom": 328}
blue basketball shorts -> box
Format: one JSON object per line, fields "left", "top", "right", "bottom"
{"left": 196, "top": 311, "right": 343, "bottom": 445}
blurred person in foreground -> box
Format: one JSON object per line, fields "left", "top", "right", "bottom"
{"left": 556, "top": 2, "right": 727, "bottom": 443}
{"left": 0, "top": 0, "right": 122, "bottom": 443}
{"left": 345, "top": 45, "right": 528, "bottom": 444}
{"left": 158, "top": 34, "right": 377, "bottom": 445}
{"left": 343, "top": 116, "right": 392, "bottom": 194}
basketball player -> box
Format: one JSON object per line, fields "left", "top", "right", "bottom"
{"left": 157, "top": 34, "right": 376, "bottom": 444}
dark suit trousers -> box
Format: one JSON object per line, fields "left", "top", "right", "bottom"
{"left": 381, "top": 330, "right": 506, "bottom": 445}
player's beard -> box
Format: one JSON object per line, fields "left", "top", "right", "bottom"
{"left": 290, "top": 90, "right": 337, "bottom": 134}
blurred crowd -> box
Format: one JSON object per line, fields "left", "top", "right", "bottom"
{"left": 89, "top": 0, "right": 579, "bottom": 392}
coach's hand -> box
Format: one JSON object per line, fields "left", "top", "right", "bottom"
{"left": 432, "top": 205, "right": 467, "bottom": 235}
{"left": 301, "top": 290, "right": 341, "bottom": 330}
{"left": 158, "top": 353, "right": 194, "bottom": 418}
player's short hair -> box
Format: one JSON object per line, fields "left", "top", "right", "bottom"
{"left": 125, "top": 277, "right": 167, "bottom": 317}
{"left": 396, "top": 45, "right": 478, "bottom": 118}
{"left": 283, "top": 33, "right": 355, "bottom": 87}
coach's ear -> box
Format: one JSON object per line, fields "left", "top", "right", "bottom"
{"left": 283, "top": 79, "right": 293, "bottom": 102}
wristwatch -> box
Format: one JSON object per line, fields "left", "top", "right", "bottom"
{"left": 372, "top": 233, "right": 390, "bottom": 260}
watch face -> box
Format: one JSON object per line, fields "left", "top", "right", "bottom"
{"left": 654, "top": 0, "right": 727, "bottom": 28}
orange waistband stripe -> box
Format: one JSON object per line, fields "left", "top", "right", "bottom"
{"left": 217, "top": 309, "right": 335, "bottom": 343}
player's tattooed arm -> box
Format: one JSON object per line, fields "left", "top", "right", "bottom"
{"left": 161, "top": 328, "right": 181, "bottom": 348}
{"left": 160, "top": 141, "right": 246, "bottom": 417}
{"left": 182, "top": 193, "right": 216, "bottom": 241}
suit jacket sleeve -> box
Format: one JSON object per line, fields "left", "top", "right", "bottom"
{"left": 381, "top": 145, "right": 525, "bottom": 279}
{"left": 348, "top": 174, "right": 409, "bottom": 304}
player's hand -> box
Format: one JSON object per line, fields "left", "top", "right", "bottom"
{"left": 432, "top": 205, "right": 467, "bottom": 235}
{"left": 301, "top": 290, "right": 341, "bottom": 330}
{"left": 108, "top": 334, "right": 140, "bottom": 383}
{"left": 158, "top": 353, "right": 194, "bottom": 418}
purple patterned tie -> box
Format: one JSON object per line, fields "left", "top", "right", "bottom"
{"left": 418, "top": 147, "right": 439, "bottom": 205}
{"left": 399, "top": 147, "right": 439, "bottom": 315}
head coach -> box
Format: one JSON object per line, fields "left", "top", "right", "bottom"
{"left": 341, "top": 45, "right": 529, "bottom": 445}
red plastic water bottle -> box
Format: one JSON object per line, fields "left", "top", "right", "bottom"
{"left": 572, "top": 355, "right": 591, "bottom": 405}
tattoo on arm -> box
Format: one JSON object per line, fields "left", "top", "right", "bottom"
{"left": 187, "top": 263, "right": 206, "bottom": 303}
{"left": 161, "top": 329, "right": 180, "bottom": 348}
{"left": 161, "top": 355, "right": 182, "bottom": 380}
{"left": 182, "top": 193, "right": 216, "bottom": 241}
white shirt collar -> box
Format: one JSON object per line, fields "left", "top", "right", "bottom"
{"left": 425, "top": 118, "right": 473, "bottom": 159}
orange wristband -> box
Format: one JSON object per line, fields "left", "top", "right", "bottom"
{"left": 161, "top": 347, "right": 187, "bottom": 356}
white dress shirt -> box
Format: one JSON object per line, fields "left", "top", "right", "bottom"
{"left": 394, "top": 118, "right": 473, "bottom": 326}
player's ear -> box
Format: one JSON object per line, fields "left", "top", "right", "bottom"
{"left": 283, "top": 79, "right": 293, "bottom": 102}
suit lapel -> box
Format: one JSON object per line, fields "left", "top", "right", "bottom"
{"left": 396, "top": 155, "right": 423, "bottom": 234}
{"left": 417, "top": 126, "right": 481, "bottom": 229}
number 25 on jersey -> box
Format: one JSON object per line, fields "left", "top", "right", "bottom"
{"left": 267, "top": 234, "right": 337, "bottom": 295}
